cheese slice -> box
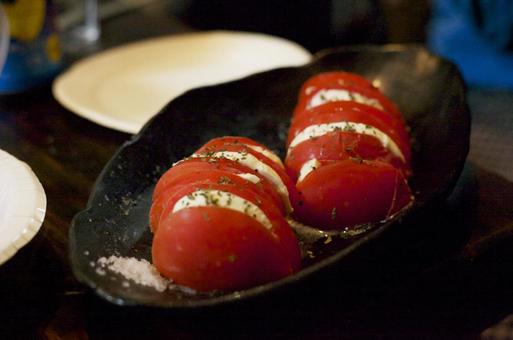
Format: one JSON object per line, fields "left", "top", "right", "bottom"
{"left": 246, "top": 145, "right": 284, "bottom": 168}
{"left": 236, "top": 173, "right": 261, "bottom": 184}
{"left": 172, "top": 189, "right": 273, "bottom": 229}
{"left": 287, "top": 121, "right": 405, "bottom": 162}
{"left": 308, "top": 89, "right": 384, "bottom": 111}
{"left": 191, "top": 151, "right": 292, "bottom": 213}
{"left": 297, "top": 158, "right": 322, "bottom": 182}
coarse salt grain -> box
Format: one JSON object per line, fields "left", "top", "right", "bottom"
{"left": 96, "top": 255, "right": 170, "bottom": 292}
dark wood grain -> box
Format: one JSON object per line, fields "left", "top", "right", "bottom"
{"left": 1, "top": 88, "right": 125, "bottom": 258}
{"left": 0, "top": 85, "right": 126, "bottom": 338}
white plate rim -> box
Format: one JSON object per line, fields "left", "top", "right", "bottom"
{"left": 52, "top": 30, "right": 313, "bottom": 134}
{"left": 0, "top": 150, "right": 47, "bottom": 266}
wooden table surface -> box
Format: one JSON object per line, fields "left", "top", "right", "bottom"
{"left": 1, "top": 4, "right": 513, "bottom": 339}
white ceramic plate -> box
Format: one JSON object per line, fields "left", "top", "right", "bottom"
{"left": 0, "top": 150, "right": 46, "bottom": 266}
{"left": 53, "top": 30, "right": 312, "bottom": 134}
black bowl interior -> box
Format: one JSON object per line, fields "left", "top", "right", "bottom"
{"left": 69, "top": 45, "right": 470, "bottom": 308}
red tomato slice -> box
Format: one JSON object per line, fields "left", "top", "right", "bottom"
{"left": 152, "top": 206, "right": 301, "bottom": 292}
{"left": 154, "top": 136, "right": 283, "bottom": 202}
{"left": 149, "top": 165, "right": 285, "bottom": 232}
{"left": 151, "top": 158, "right": 285, "bottom": 231}
{"left": 293, "top": 159, "right": 413, "bottom": 230}
{"left": 150, "top": 137, "right": 303, "bottom": 292}
{"left": 194, "top": 139, "right": 300, "bottom": 214}
{"left": 201, "top": 136, "right": 275, "bottom": 150}
{"left": 156, "top": 177, "right": 288, "bottom": 236}
{"left": 285, "top": 131, "right": 408, "bottom": 182}
{"left": 298, "top": 72, "right": 377, "bottom": 100}
{"left": 289, "top": 101, "right": 411, "bottom": 162}
{"left": 294, "top": 81, "right": 404, "bottom": 122}
{"left": 195, "top": 136, "right": 284, "bottom": 168}
{"left": 153, "top": 158, "right": 281, "bottom": 206}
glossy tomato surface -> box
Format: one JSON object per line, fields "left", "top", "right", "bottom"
{"left": 149, "top": 165, "right": 284, "bottom": 232}
{"left": 294, "top": 81, "right": 404, "bottom": 122}
{"left": 285, "top": 132, "right": 407, "bottom": 181}
{"left": 194, "top": 139, "right": 300, "bottom": 213}
{"left": 196, "top": 136, "right": 284, "bottom": 168}
{"left": 297, "top": 71, "right": 377, "bottom": 99}
{"left": 294, "top": 159, "right": 413, "bottom": 230}
{"left": 152, "top": 207, "right": 301, "bottom": 292}
{"left": 289, "top": 101, "right": 411, "bottom": 164}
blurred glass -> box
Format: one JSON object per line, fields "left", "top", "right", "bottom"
{"left": 55, "top": 0, "right": 163, "bottom": 60}
{"left": 0, "top": 4, "right": 8, "bottom": 72}
{"left": 55, "top": 0, "right": 100, "bottom": 57}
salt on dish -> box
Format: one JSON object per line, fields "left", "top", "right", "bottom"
{"left": 96, "top": 255, "right": 170, "bottom": 292}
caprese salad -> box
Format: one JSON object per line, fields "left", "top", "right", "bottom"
{"left": 150, "top": 71, "right": 415, "bottom": 292}
{"left": 151, "top": 137, "right": 302, "bottom": 292}
{"left": 286, "top": 71, "right": 414, "bottom": 230}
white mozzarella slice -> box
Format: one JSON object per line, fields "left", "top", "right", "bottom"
{"left": 172, "top": 189, "right": 273, "bottom": 229}
{"left": 191, "top": 151, "right": 292, "bottom": 213}
{"left": 297, "top": 159, "right": 322, "bottom": 182}
{"left": 287, "top": 121, "right": 405, "bottom": 162}
{"left": 308, "top": 89, "right": 384, "bottom": 111}
{"left": 246, "top": 145, "right": 284, "bottom": 168}
{"left": 236, "top": 173, "right": 261, "bottom": 184}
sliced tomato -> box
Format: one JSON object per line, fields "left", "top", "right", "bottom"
{"left": 194, "top": 139, "right": 300, "bottom": 214}
{"left": 154, "top": 158, "right": 280, "bottom": 205}
{"left": 150, "top": 166, "right": 284, "bottom": 232}
{"left": 200, "top": 136, "right": 275, "bottom": 150}
{"left": 151, "top": 158, "right": 285, "bottom": 228}
{"left": 150, "top": 137, "right": 303, "bottom": 292}
{"left": 298, "top": 72, "right": 377, "bottom": 100}
{"left": 152, "top": 206, "right": 301, "bottom": 292}
{"left": 293, "top": 159, "right": 413, "bottom": 230}
{"left": 285, "top": 131, "right": 408, "bottom": 182}
{"left": 288, "top": 102, "right": 411, "bottom": 173}
{"left": 195, "top": 136, "right": 284, "bottom": 168}
{"left": 154, "top": 136, "right": 283, "bottom": 202}
{"left": 294, "top": 81, "right": 404, "bottom": 122}
{"left": 289, "top": 101, "right": 411, "bottom": 162}
{"left": 156, "top": 178, "right": 280, "bottom": 227}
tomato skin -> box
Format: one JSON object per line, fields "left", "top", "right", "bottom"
{"left": 195, "top": 136, "right": 284, "bottom": 168}
{"left": 157, "top": 178, "right": 286, "bottom": 232}
{"left": 286, "top": 73, "right": 414, "bottom": 231}
{"left": 152, "top": 207, "right": 301, "bottom": 292}
{"left": 195, "top": 138, "right": 286, "bottom": 175}
{"left": 194, "top": 139, "right": 300, "bottom": 214}
{"left": 200, "top": 136, "right": 274, "bottom": 151}
{"left": 288, "top": 101, "right": 411, "bottom": 164}
{"left": 150, "top": 172, "right": 281, "bottom": 233}
{"left": 150, "top": 160, "right": 284, "bottom": 232}
{"left": 153, "top": 158, "right": 282, "bottom": 206}
{"left": 285, "top": 132, "right": 407, "bottom": 182}
{"left": 298, "top": 72, "right": 377, "bottom": 100}
{"left": 154, "top": 136, "right": 284, "bottom": 203}
{"left": 150, "top": 136, "right": 303, "bottom": 291}
{"left": 294, "top": 159, "right": 413, "bottom": 230}
{"left": 294, "top": 74, "right": 403, "bottom": 122}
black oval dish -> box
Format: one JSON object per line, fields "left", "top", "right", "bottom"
{"left": 69, "top": 45, "right": 470, "bottom": 308}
